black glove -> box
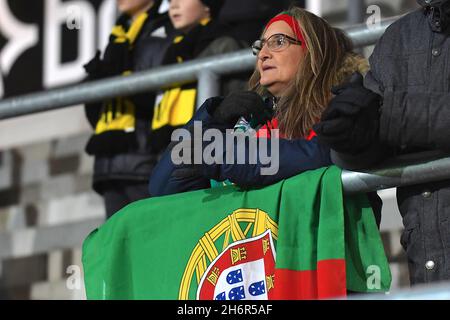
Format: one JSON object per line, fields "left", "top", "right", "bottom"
{"left": 83, "top": 50, "right": 106, "bottom": 80}
{"left": 209, "top": 91, "right": 273, "bottom": 127}
{"left": 83, "top": 41, "right": 129, "bottom": 80}
{"left": 313, "top": 72, "right": 381, "bottom": 154}
{"left": 102, "top": 40, "right": 129, "bottom": 75}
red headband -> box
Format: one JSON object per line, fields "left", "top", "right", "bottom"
{"left": 265, "top": 13, "right": 306, "bottom": 48}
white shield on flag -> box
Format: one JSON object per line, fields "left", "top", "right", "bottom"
{"left": 197, "top": 229, "right": 276, "bottom": 300}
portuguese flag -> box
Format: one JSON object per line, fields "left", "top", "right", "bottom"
{"left": 82, "top": 166, "right": 391, "bottom": 300}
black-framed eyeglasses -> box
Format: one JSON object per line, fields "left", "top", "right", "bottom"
{"left": 251, "top": 33, "right": 302, "bottom": 56}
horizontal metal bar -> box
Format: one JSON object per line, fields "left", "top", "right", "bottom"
{"left": 0, "top": 17, "right": 399, "bottom": 120}
{"left": 0, "top": 218, "right": 104, "bottom": 260}
{"left": 0, "top": 49, "right": 255, "bottom": 120}
{"left": 345, "top": 15, "right": 399, "bottom": 48}
{"left": 342, "top": 150, "right": 450, "bottom": 194}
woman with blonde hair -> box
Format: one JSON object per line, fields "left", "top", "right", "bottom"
{"left": 149, "top": 7, "right": 379, "bottom": 219}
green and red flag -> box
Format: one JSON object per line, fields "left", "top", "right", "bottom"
{"left": 82, "top": 166, "right": 391, "bottom": 300}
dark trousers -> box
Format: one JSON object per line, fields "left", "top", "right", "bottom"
{"left": 101, "top": 181, "right": 150, "bottom": 219}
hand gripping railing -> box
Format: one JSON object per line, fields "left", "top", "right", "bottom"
{"left": 342, "top": 150, "right": 450, "bottom": 194}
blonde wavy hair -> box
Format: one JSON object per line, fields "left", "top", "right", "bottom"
{"left": 249, "top": 7, "right": 369, "bottom": 139}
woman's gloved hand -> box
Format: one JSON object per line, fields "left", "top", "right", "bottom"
{"left": 208, "top": 91, "right": 273, "bottom": 127}
{"left": 313, "top": 72, "right": 382, "bottom": 155}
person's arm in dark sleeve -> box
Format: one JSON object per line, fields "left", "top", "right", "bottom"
{"left": 202, "top": 135, "right": 332, "bottom": 188}
{"left": 83, "top": 50, "right": 107, "bottom": 129}
{"left": 316, "top": 41, "right": 393, "bottom": 170}
{"left": 149, "top": 97, "right": 226, "bottom": 196}
{"left": 150, "top": 94, "right": 331, "bottom": 194}
{"left": 329, "top": 64, "right": 393, "bottom": 170}
{"left": 330, "top": 71, "right": 393, "bottom": 170}
{"left": 149, "top": 147, "right": 212, "bottom": 196}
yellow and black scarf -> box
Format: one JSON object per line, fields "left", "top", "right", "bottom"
{"left": 150, "top": 19, "right": 232, "bottom": 153}
{"left": 85, "top": 11, "right": 150, "bottom": 155}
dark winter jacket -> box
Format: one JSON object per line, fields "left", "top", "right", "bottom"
{"left": 83, "top": 6, "right": 175, "bottom": 193}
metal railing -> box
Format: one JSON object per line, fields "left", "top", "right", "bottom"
{"left": 0, "top": 16, "right": 399, "bottom": 119}
{"left": 342, "top": 150, "right": 450, "bottom": 194}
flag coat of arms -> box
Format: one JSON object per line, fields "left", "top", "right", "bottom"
{"left": 197, "top": 229, "right": 276, "bottom": 300}
{"left": 82, "top": 166, "right": 391, "bottom": 299}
